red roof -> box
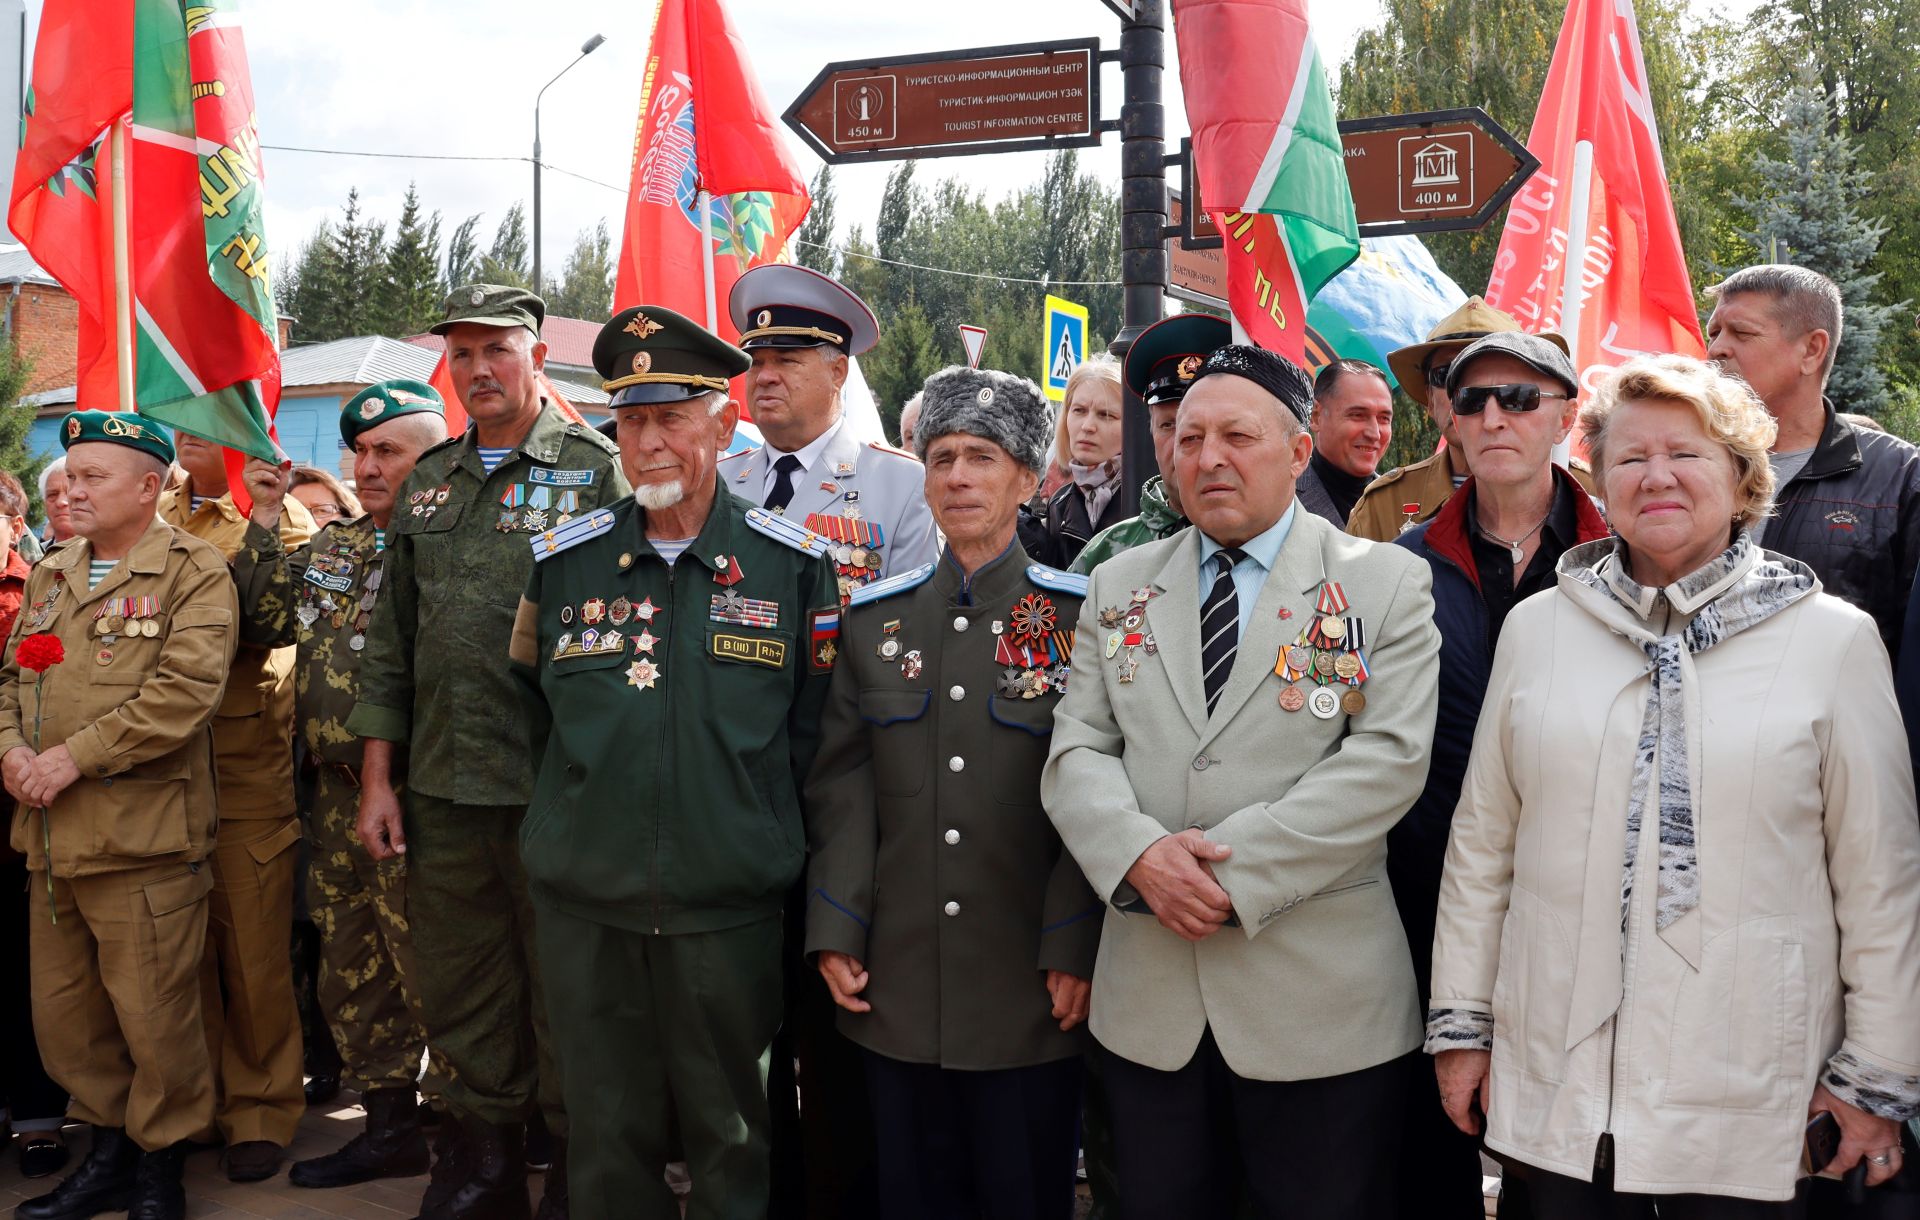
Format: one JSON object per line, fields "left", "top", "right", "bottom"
{"left": 403, "top": 312, "right": 601, "bottom": 370}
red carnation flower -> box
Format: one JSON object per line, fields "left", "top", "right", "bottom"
{"left": 16, "top": 633, "right": 65, "bottom": 674}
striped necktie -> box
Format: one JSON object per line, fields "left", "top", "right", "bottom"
{"left": 1200, "top": 548, "right": 1245, "bottom": 716}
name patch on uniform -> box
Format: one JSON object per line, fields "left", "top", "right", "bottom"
{"left": 303, "top": 567, "right": 355, "bottom": 594}
{"left": 527, "top": 468, "right": 596, "bottom": 487}
{"left": 710, "top": 632, "right": 787, "bottom": 669}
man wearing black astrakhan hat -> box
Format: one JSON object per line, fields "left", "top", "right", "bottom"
{"left": 510, "top": 306, "right": 840, "bottom": 1220}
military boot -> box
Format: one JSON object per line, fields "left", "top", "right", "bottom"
{"left": 290, "top": 1087, "right": 432, "bottom": 1188}
{"left": 125, "top": 1146, "right": 186, "bottom": 1220}
{"left": 531, "top": 1138, "right": 566, "bottom": 1220}
{"left": 15, "top": 1126, "right": 139, "bottom": 1220}
{"left": 413, "top": 1116, "right": 529, "bottom": 1220}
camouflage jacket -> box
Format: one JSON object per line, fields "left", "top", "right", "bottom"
{"left": 346, "top": 405, "right": 629, "bottom": 805}
{"left": 1068, "top": 475, "right": 1187, "bottom": 575}
{"left": 233, "top": 514, "right": 386, "bottom": 769}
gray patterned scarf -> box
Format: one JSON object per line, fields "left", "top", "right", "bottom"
{"left": 1567, "top": 533, "right": 1816, "bottom": 932}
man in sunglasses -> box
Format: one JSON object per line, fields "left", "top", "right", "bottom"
{"left": 1384, "top": 330, "right": 1612, "bottom": 1220}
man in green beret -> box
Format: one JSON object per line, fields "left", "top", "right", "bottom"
{"left": 233, "top": 380, "right": 450, "bottom": 1191}
{"left": 3, "top": 411, "right": 237, "bottom": 1220}
{"left": 348, "top": 287, "right": 629, "bottom": 1220}
{"left": 509, "top": 305, "right": 839, "bottom": 1219}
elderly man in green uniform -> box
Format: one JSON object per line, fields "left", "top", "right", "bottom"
{"left": 3, "top": 412, "right": 237, "bottom": 1220}
{"left": 233, "top": 380, "right": 451, "bottom": 1191}
{"left": 807, "top": 366, "right": 1100, "bottom": 1220}
{"left": 349, "top": 287, "right": 629, "bottom": 1220}
{"left": 508, "top": 305, "right": 839, "bottom": 1220}
{"left": 1071, "top": 314, "right": 1228, "bottom": 575}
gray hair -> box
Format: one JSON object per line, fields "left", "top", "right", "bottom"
{"left": 1709, "top": 264, "right": 1844, "bottom": 384}
{"left": 37, "top": 456, "right": 64, "bottom": 498}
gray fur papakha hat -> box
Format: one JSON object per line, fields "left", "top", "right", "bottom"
{"left": 912, "top": 366, "right": 1055, "bottom": 476}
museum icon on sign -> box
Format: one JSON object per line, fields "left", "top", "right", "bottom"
{"left": 1397, "top": 132, "right": 1474, "bottom": 214}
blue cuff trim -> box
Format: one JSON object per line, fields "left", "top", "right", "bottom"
{"left": 811, "top": 887, "right": 869, "bottom": 931}
{"left": 1041, "top": 903, "right": 1102, "bottom": 934}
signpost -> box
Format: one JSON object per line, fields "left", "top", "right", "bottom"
{"left": 959, "top": 324, "right": 988, "bottom": 369}
{"left": 1043, "top": 295, "right": 1089, "bottom": 401}
{"left": 784, "top": 39, "right": 1105, "bottom": 165}
{"left": 1166, "top": 189, "right": 1226, "bottom": 310}
{"left": 1337, "top": 107, "right": 1539, "bottom": 237}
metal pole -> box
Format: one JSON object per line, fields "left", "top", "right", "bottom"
{"left": 698, "top": 190, "right": 719, "bottom": 331}
{"left": 111, "top": 116, "right": 133, "bottom": 412}
{"left": 1111, "top": 0, "right": 1167, "bottom": 518}
{"left": 532, "top": 114, "right": 543, "bottom": 292}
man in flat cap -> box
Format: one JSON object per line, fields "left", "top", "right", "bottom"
{"left": 233, "top": 381, "right": 452, "bottom": 1191}
{"left": 1043, "top": 346, "right": 1440, "bottom": 1217}
{"left": 349, "top": 286, "right": 629, "bottom": 1220}
{"left": 156, "top": 425, "right": 314, "bottom": 1181}
{"left": 807, "top": 365, "right": 1099, "bottom": 1220}
{"left": 719, "top": 263, "right": 939, "bottom": 600}
{"left": 509, "top": 305, "right": 839, "bottom": 1219}
{"left": 4, "top": 411, "right": 237, "bottom": 1220}
{"left": 1072, "top": 313, "right": 1227, "bottom": 575}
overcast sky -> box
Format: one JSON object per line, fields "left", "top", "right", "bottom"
{"left": 22, "top": 0, "right": 1396, "bottom": 283}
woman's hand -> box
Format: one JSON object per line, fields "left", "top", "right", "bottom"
{"left": 1810, "top": 1082, "right": 1905, "bottom": 1187}
{"left": 1435, "top": 1048, "right": 1492, "bottom": 1136}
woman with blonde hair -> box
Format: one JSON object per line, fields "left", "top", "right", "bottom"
{"left": 1041, "top": 355, "right": 1126, "bottom": 567}
{"left": 1429, "top": 354, "right": 1920, "bottom": 1214}
{"left": 287, "top": 466, "right": 362, "bottom": 528}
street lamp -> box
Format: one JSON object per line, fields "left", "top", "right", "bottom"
{"left": 533, "top": 33, "right": 607, "bottom": 295}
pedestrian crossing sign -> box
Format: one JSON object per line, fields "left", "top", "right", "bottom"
{"left": 1043, "top": 295, "right": 1089, "bottom": 402}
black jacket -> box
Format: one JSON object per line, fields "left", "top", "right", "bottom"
{"left": 1765, "top": 400, "right": 1920, "bottom": 666}
{"left": 1043, "top": 481, "right": 1130, "bottom": 569}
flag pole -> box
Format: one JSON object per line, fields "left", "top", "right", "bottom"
{"left": 1550, "top": 139, "right": 1595, "bottom": 466}
{"left": 110, "top": 114, "right": 134, "bottom": 412}
{"left": 698, "top": 187, "right": 718, "bottom": 331}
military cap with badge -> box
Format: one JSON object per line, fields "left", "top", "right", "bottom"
{"left": 594, "top": 304, "right": 751, "bottom": 408}
{"left": 62, "top": 408, "right": 177, "bottom": 467}
{"left": 1123, "top": 312, "right": 1233, "bottom": 406}
{"left": 341, "top": 378, "right": 444, "bottom": 445}
{"left": 430, "top": 283, "right": 546, "bottom": 336}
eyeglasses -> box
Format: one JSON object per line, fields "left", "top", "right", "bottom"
{"left": 1450, "top": 383, "right": 1572, "bottom": 416}
{"left": 1423, "top": 362, "right": 1452, "bottom": 389}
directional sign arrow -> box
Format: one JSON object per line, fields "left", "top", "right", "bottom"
{"left": 1337, "top": 107, "right": 1540, "bottom": 237}
{"left": 784, "top": 39, "right": 1103, "bottom": 166}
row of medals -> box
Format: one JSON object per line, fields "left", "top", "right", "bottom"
{"left": 1277, "top": 608, "right": 1368, "bottom": 718}
{"left": 94, "top": 599, "right": 160, "bottom": 664}
{"left": 296, "top": 565, "right": 383, "bottom": 652}
{"left": 873, "top": 620, "right": 1068, "bottom": 698}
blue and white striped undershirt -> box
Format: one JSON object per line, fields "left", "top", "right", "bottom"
{"left": 88, "top": 559, "right": 117, "bottom": 589}
{"left": 651, "top": 538, "right": 694, "bottom": 565}
{"left": 373, "top": 529, "right": 385, "bottom": 553}
{"left": 190, "top": 494, "right": 213, "bottom": 513}
{"left": 477, "top": 447, "right": 513, "bottom": 474}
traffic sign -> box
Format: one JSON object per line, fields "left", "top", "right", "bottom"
{"left": 1337, "top": 107, "right": 1539, "bottom": 236}
{"left": 1043, "top": 296, "right": 1089, "bottom": 402}
{"left": 785, "top": 39, "right": 1102, "bottom": 165}
{"left": 959, "top": 325, "right": 988, "bottom": 369}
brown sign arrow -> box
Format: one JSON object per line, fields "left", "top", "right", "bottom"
{"left": 784, "top": 39, "right": 1104, "bottom": 165}
{"left": 1337, "top": 107, "right": 1539, "bottom": 237}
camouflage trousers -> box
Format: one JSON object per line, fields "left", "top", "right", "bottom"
{"left": 308, "top": 768, "right": 447, "bottom": 1096}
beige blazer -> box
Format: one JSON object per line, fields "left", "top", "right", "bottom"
{"left": 1042, "top": 509, "right": 1440, "bottom": 1081}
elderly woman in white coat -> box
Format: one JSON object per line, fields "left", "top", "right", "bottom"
{"left": 1427, "top": 354, "right": 1920, "bottom": 1216}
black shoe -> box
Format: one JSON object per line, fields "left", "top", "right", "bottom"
{"left": 413, "top": 1116, "right": 529, "bottom": 1220}
{"left": 523, "top": 1112, "right": 551, "bottom": 1172}
{"left": 15, "top": 1126, "right": 138, "bottom": 1220}
{"left": 17, "top": 1135, "right": 70, "bottom": 1180}
{"left": 305, "top": 1071, "right": 343, "bottom": 1106}
{"left": 224, "top": 1139, "right": 283, "bottom": 1183}
{"left": 125, "top": 1147, "right": 186, "bottom": 1220}
{"left": 531, "top": 1138, "right": 566, "bottom": 1220}
{"left": 290, "top": 1087, "right": 431, "bottom": 1189}
{"left": 420, "top": 1117, "right": 471, "bottom": 1214}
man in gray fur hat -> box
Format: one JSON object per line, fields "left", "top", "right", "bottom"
{"left": 804, "top": 366, "right": 1101, "bottom": 1220}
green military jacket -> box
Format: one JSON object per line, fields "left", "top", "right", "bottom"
{"left": 347, "top": 405, "right": 628, "bottom": 805}
{"left": 804, "top": 542, "right": 1101, "bottom": 1070}
{"left": 508, "top": 491, "right": 840, "bottom": 935}
{"left": 1069, "top": 475, "right": 1186, "bottom": 575}
{"left": 233, "top": 514, "right": 387, "bottom": 768}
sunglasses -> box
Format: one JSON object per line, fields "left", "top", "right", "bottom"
{"left": 1451, "top": 383, "right": 1572, "bottom": 416}
{"left": 1424, "top": 362, "right": 1453, "bottom": 389}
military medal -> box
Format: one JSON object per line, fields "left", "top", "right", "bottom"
{"left": 635, "top": 597, "right": 660, "bottom": 622}
{"left": 996, "top": 668, "right": 1026, "bottom": 697}
{"left": 634, "top": 629, "right": 658, "bottom": 654}
{"left": 1279, "top": 686, "right": 1307, "bottom": 713}
{"left": 1098, "top": 607, "right": 1122, "bottom": 630}
{"left": 626, "top": 659, "right": 660, "bottom": 690}
{"left": 1334, "top": 653, "right": 1361, "bottom": 681}
{"left": 1341, "top": 689, "right": 1367, "bottom": 715}
{"left": 580, "top": 629, "right": 599, "bottom": 652}
{"left": 349, "top": 634, "right": 365, "bottom": 652}
{"left": 560, "top": 605, "right": 574, "bottom": 625}
{"left": 901, "top": 649, "right": 923, "bottom": 680}
{"left": 296, "top": 604, "right": 320, "bottom": 630}
{"left": 582, "top": 599, "right": 607, "bottom": 625}
{"left": 609, "top": 597, "right": 632, "bottom": 626}
{"left": 713, "top": 555, "right": 745, "bottom": 587}
{"left": 552, "top": 632, "right": 573, "bottom": 658}
{"left": 1308, "top": 686, "right": 1341, "bottom": 719}
{"left": 878, "top": 638, "right": 902, "bottom": 661}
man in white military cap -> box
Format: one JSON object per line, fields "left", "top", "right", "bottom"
{"left": 719, "top": 264, "right": 940, "bottom": 602}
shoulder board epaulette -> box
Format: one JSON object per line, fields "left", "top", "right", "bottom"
{"left": 1026, "top": 563, "right": 1088, "bottom": 597}
{"left": 867, "top": 441, "right": 920, "bottom": 461}
{"left": 1367, "top": 465, "right": 1407, "bottom": 488}
{"left": 417, "top": 434, "right": 462, "bottom": 462}
{"left": 565, "top": 422, "right": 619, "bottom": 454}
{"left": 718, "top": 446, "right": 759, "bottom": 464}
{"left": 529, "top": 508, "right": 618, "bottom": 563}
{"left": 848, "top": 562, "right": 935, "bottom": 608}
{"left": 744, "top": 507, "right": 832, "bottom": 558}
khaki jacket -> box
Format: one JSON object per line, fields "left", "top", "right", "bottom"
{"left": 1349, "top": 450, "right": 1595, "bottom": 542}
{"left": 159, "top": 476, "right": 313, "bottom": 818}
{"left": 1431, "top": 546, "right": 1920, "bottom": 1200}
{"left": 1, "top": 519, "right": 238, "bottom": 875}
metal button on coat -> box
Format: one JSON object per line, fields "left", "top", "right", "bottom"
{"left": 952, "top": 616, "right": 969, "bottom": 631}
{"left": 944, "top": 900, "right": 961, "bottom": 917}
{"left": 948, "top": 756, "right": 965, "bottom": 772}
{"left": 949, "top": 685, "right": 965, "bottom": 701}
{"left": 1193, "top": 755, "right": 1210, "bottom": 771}
{"left": 944, "top": 829, "right": 960, "bottom": 845}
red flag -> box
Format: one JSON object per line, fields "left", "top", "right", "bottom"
{"left": 613, "top": 0, "right": 810, "bottom": 343}
{"left": 427, "top": 354, "right": 586, "bottom": 439}
{"left": 1485, "top": 0, "right": 1703, "bottom": 394}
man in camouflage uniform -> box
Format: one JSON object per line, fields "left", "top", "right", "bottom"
{"left": 349, "top": 288, "right": 629, "bottom": 1220}
{"left": 234, "top": 380, "right": 452, "bottom": 1190}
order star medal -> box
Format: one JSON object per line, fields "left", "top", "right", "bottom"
{"left": 626, "top": 659, "right": 660, "bottom": 690}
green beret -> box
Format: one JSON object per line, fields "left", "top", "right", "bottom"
{"left": 60, "top": 410, "right": 175, "bottom": 467}
{"left": 431, "top": 283, "right": 545, "bottom": 336}
{"left": 341, "top": 379, "right": 446, "bottom": 445}
{"left": 594, "top": 306, "right": 749, "bottom": 408}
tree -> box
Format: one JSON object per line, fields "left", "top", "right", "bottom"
{"left": 0, "top": 343, "right": 43, "bottom": 518}
{"left": 1735, "top": 74, "right": 1902, "bottom": 412}
{"left": 445, "top": 213, "right": 483, "bottom": 290}
{"left": 477, "top": 202, "right": 531, "bottom": 288}
{"left": 547, "top": 221, "right": 617, "bottom": 320}
{"left": 374, "top": 183, "right": 444, "bottom": 337}
{"left": 284, "top": 221, "right": 345, "bottom": 342}
{"left": 796, "top": 164, "right": 839, "bottom": 277}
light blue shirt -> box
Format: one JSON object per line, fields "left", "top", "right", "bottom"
{"left": 1197, "top": 500, "right": 1298, "bottom": 638}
